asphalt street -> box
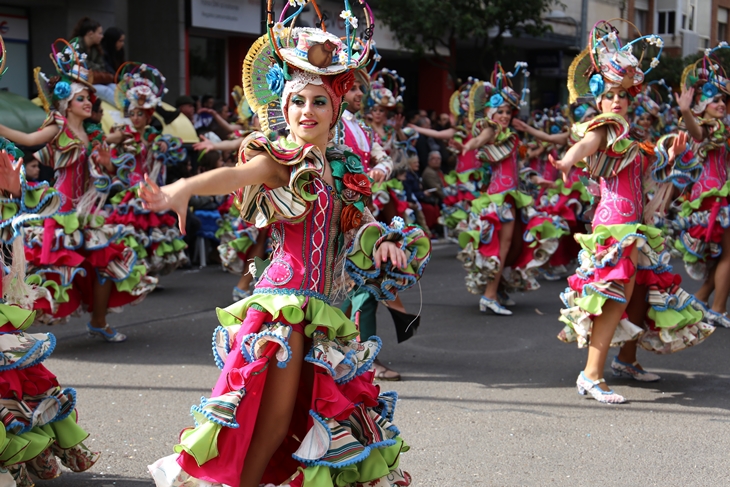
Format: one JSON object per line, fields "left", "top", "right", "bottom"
{"left": 38, "top": 243, "right": 730, "bottom": 487}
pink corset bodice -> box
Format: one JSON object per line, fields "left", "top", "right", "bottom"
{"left": 254, "top": 178, "right": 344, "bottom": 302}
{"left": 54, "top": 151, "right": 88, "bottom": 212}
{"left": 691, "top": 147, "right": 728, "bottom": 199}
{"left": 343, "top": 118, "right": 372, "bottom": 172}
{"left": 487, "top": 147, "right": 519, "bottom": 194}
{"left": 592, "top": 154, "right": 645, "bottom": 228}
{"left": 456, "top": 136, "right": 480, "bottom": 173}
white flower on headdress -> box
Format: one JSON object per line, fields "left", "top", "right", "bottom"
{"left": 650, "top": 58, "right": 660, "bottom": 69}
{"left": 348, "top": 16, "right": 359, "bottom": 29}
{"left": 340, "top": 10, "right": 353, "bottom": 21}
{"left": 524, "top": 71, "right": 530, "bottom": 78}
{"left": 607, "top": 31, "right": 617, "bottom": 41}
{"left": 288, "top": 0, "right": 306, "bottom": 6}
{"left": 655, "top": 37, "right": 664, "bottom": 48}
{"left": 720, "top": 41, "right": 729, "bottom": 47}
{"left": 272, "top": 22, "right": 286, "bottom": 35}
{"left": 705, "top": 48, "right": 712, "bottom": 56}
{"left": 374, "top": 54, "right": 382, "bottom": 62}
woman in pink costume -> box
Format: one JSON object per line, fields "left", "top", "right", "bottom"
{"left": 672, "top": 47, "right": 730, "bottom": 328}
{"left": 145, "top": 4, "right": 430, "bottom": 486}
{"left": 0, "top": 40, "right": 100, "bottom": 485}
{"left": 407, "top": 78, "right": 486, "bottom": 235}
{"left": 553, "top": 21, "right": 713, "bottom": 404}
{"left": 459, "top": 62, "right": 566, "bottom": 315}
{"left": 105, "top": 62, "right": 188, "bottom": 276}
{"left": 0, "top": 38, "right": 156, "bottom": 342}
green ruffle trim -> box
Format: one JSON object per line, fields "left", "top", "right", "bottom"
{"left": 114, "top": 264, "right": 148, "bottom": 294}
{"left": 443, "top": 169, "right": 483, "bottom": 186}
{"left": 371, "top": 179, "right": 404, "bottom": 193}
{"left": 0, "top": 411, "right": 88, "bottom": 467}
{"left": 528, "top": 218, "right": 568, "bottom": 243}
{"left": 679, "top": 182, "right": 730, "bottom": 216}
{"left": 122, "top": 235, "right": 148, "bottom": 259}
{"left": 154, "top": 238, "right": 187, "bottom": 257}
{"left": 215, "top": 221, "right": 234, "bottom": 239}
{"left": 217, "top": 294, "right": 359, "bottom": 342}
{"left": 227, "top": 236, "right": 254, "bottom": 255}
{"left": 25, "top": 273, "right": 74, "bottom": 305}
{"left": 302, "top": 438, "right": 409, "bottom": 487}
{"left": 547, "top": 179, "right": 591, "bottom": 203}
{"left": 648, "top": 302, "right": 704, "bottom": 330}
{"left": 443, "top": 208, "right": 468, "bottom": 229}
{"left": 574, "top": 224, "right": 664, "bottom": 255}
{"left": 0, "top": 303, "right": 35, "bottom": 331}
{"left": 471, "top": 190, "right": 532, "bottom": 212}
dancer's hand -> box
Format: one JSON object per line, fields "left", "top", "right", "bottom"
{"left": 374, "top": 241, "right": 407, "bottom": 270}
{"left": 548, "top": 153, "right": 571, "bottom": 183}
{"left": 139, "top": 174, "right": 190, "bottom": 234}
{"left": 534, "top": 176, "right": 556, "bottom": 189}
{"left": 511, "top": 118, "right": 529, "bottom": 132}
{"left": 193, "top": 135, "right": 215, "bottom": 152}
{"left": 0, "top": 150, "right": 21, "bottom": 197}
{"left": 91, "top": 141, "right": 114, "bottom": 173}
{"left": 674, "top": 87, "right": 694, "bottom": 114}
{"left": 668, "top": 131, "right": 689, "bottom": 162}
{"left": 369, "top": 168, "right": 386, "bottom": 183}
{"left": 448, "top": 139, "right": 464, "bottom": 152}
{"left": 392, "top": 114, "right": 405, "bottom": 131}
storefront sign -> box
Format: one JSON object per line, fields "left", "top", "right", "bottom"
{"left": 190, "top": 0, "right": 260, "bottom": 34}
{"left": 0, "top": 14, "right": 29, "bottom": 42}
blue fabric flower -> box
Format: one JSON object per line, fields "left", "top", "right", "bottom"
{"left": 573, "top": 105, "right": 586, "bottom": 119}
{"left": 266, "top": 64, "right": 285, "bottom": 98}
{"left": 589, "top": 74, "right": 604, "bottom": 98}
{"left": 702, "top": 82, "right": 718, "bottom": 99}
{"left": 635, "top": 106, "right": 645, "bottom": 116}
{"left": 550, "top": 124, "right": 560, "bottom": 134}
{"left": 489, "top": 94, "right": 504, "bottom": 108}
{"left": 54, "top": 80, "right": 71, "bottom": 100}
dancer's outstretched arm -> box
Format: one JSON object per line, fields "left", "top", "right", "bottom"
{"left": 549, "top": 126, "right": 604, "bottom": 180}
{"left": 512, "top": 118, "right": 569, "bottom": 146}
{"left": 0, "top": 123, "right": 59, "bottom": 148}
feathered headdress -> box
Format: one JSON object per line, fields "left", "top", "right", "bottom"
{"left": 681, "top": 42, "right": 730, "bottom": 115}
{"left": 468, "top": 62, "right": 529, "bottom": 123}
{"left": 369, "top": 68, "right": 405, "bottom": 108}
{"left": 34, "top": 38, "right": 96, "bottom": 113}
{"left": 450, "top": 77, "right": 477, "bottom": 122}
{"left": 567, "top": 20, "right": 663, "bottom": 103}
{"left": 114, "top": 62, "right": 167, "bottom": 112}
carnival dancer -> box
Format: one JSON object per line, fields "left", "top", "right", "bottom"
{"left": 334, "top": 68, "right": 412, "bottom": 380}
{"left": 459, "top": 62, "right": 566, "bottom": 315}
{"left": 146, "top": 2, "right": 429, "bottom": 485}
{"left": 0, "top": 40, "right": 100, "bottom": 484}
{"left": 554, "top": 21, "right": 713, "bottom": 404}
{"left": 632, "top": 80, "right": 672, "bottom": 143}
{"left": 106, "top": 62, "right": 189, "bottom": 276}
{"left": 672, "top": 46, "right": 730, "bottom": 327}
{"left": 407, "top": 78, "right": 486, "bottom": 237}
{"left": 0, "top": 38, "right": 157, "bottom": 341}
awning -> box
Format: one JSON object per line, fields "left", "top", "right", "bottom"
{"left": 0, "top": 90, "right": 47, "bottom": 132}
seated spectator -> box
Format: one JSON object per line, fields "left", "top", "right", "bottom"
{"left": 87, "top": 98, "right": 104, "bottom": 125}
{"left": 101, "top": 27, "right": 125, "bottom": 75}
{"left": 421, "top": 150, "right": 445, "bottom": 203}
{"left": 176, "top": 96, "right": 196, "bottom": 123}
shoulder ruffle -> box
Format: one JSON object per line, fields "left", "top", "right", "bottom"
{"left": 235, "top": 132, "right": 325, "bottom": 227}
{"left": 572, "top": 113, "right": 638, "bottom": 179}
{"left": 472, "top": 118, "right": 518, "bottom": 164}
{"left": 34, "top": 112, "right": 86, "bottom": 170}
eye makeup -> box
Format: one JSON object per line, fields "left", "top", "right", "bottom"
{"left": 314, "top": 96, "right": 329, "bottom": 106}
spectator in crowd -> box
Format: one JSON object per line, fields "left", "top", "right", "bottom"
{"left": 24, "top": 158, "right": 41, "bottom": 183}
{"left": 437, "top": 112, "right": 451, "bottom": 130}
{"left": 72, "top": 17, "right": 113, "bottom": 84}
{"left": 87, "top": 98, "right": 104, "bottom": 125}
{"left": 101, "top": 27, "right": 125, "bottom": 74}
{"left": 176, "top": 96, "right": 196, "bottom": 123}
{"left": 402, "top": 155, "right": 435, "bottom": 237}
{"left": 194, "top": 95, "right": 216, "bottom": 133}
{"left": 421, "top": 150, "right": 445, "bottom": 203}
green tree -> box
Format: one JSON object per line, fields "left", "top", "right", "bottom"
{"left": 375, "top": 0, "right": 559, "bottom": 81}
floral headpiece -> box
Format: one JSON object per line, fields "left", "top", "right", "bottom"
{"left": 681, "top": 42, "right": 730, "bottom": 115}
{"left": 114, "top": 62, "right": 167, "bottom": 112}
{"left": 468, "top": 62, "right": 529, "bottom": 122}
{"left": 34, "top": 38, "right": 96, "bottom": 113}
{"left": 568, "top": 97, "right": 598, "bottom": 124}
{"left": 242, "top": 0, "right": 373, "bottom": 134}
{"left": 231, "top": 86, "right": 254, "bottom": 124}
{"left": 369, "top": 68, "right": 405, "bottom": 109}
{"left": 568, "top": 20, "right": 663, "bottom": 103}
{"left": 449, "top": 77, "right": 477, "bottom": 121}
{"left": 634, "top": 79, "right": 671, "bottom": 120}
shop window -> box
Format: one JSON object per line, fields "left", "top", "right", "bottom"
{"left": 189, "top": 36, "right": 226, "bottom": 99}
{"left": 658, "top": 11, "right": 676, "bottom": 35}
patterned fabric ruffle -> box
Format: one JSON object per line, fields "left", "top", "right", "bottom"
{"left": 558, "top": 224, "right": 715, "bottom": 353}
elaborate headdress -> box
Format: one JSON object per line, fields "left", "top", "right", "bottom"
{"left": 231, "top": 86, "right": 254, "bottom": 125}
{"left": 369, "top": 68, "right": 405, "bottom": 109}
{"left": 114, "top": 62, "right": 167, "bottom": 112}
{"left": 242, "top": 0, "right": 374, "bottom": 135}
{"left": 468, "top": 62, "right": 529, "bottom": 123}
{"left": 34, "top": 38, "right": 96, "bottom": 113}
{"left": 681, "top": 42, "right": 730, "bottom": 115}
{"left": 568, "top": 97, "right": 598, "bottom": 124}
{"left": 567, "top": 20, "right": 663, "bottom": 103}
{"left": 0, "top": 35, "right": 7, "bottom": 81}
{"left": 449, "top": 77, "right": 477, "bottom": 122}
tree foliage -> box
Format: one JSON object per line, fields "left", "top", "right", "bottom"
{"left": 375, "top": 0, "right": 559, "bottom": 81}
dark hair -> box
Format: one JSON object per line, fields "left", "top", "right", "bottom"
{"left": 101, "top": 27, "right": 125, "bottom": 73}
{"left": 198, "top": 150, "right": 222, "bottom": 172}
{"left": 212, "top": 100, "right": 227, "bottom": 113}
{"left": 71, "top": 17, "right": 101, "bottom": 39}
{"left": 92, "top": 98, "right": 102, "bottom": 112}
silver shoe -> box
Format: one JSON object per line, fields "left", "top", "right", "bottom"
{"left": 576, "top": 372, "right": 626, "bottom": 404}
{"left": 479, "top": 297, "right": 512, "bottom": 316}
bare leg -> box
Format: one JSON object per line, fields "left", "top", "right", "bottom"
{"left": 616, "top": 283, "right": 649, "bottom": 367}
{"left": 239, "top": 332, "right": 305, "bottom": 487}
{"left": 482, "top": 210, "right": 516, "bottom": 300}
{"left": 90, "top": 278, "right": 113, "bottom": 329}
{"left": 695, "top": 266, "right": 716, "bottom": 304}
{"left": 710, "top": 229, "right": 730, "bottom": 314}
{"left": 584, "top": 245, "right": 638, "bottom": 391}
